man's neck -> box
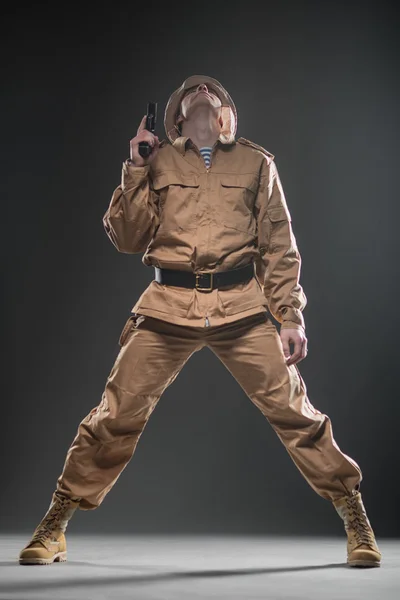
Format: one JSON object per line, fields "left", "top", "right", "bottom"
{"left": 181, "top": 107, "right": 221, "bottom": 149}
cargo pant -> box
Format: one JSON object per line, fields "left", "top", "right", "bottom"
{"left": 56, "top": 312, "right": 362, "bottom": 510}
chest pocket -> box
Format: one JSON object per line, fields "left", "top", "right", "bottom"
{"left": 219, "top": 173, "right": 259, "bottom": 235}
{"left": 151, "top": 170, "right": 200, "bottom": 231}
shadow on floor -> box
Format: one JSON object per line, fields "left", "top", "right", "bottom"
{"left": 0, "top": 562, "right": 349, "bottom": 593}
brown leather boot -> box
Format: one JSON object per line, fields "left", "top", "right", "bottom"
{"left": 333, "top": 491, "right": 381, "bottom": 567}
{"left": 19, "top": 491, "right": 81, "bottom": 565}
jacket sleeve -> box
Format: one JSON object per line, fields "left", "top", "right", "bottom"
{"left": 102, "top": 161, "right": 160, "bottom": 253}
{"left": 254, "top": 156, "right": 307, "bottom": 332}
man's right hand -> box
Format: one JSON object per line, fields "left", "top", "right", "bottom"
{"left": 129, "top": 115, "right": 160, "bottom": 167}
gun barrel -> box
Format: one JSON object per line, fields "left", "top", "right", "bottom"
{"left": 146, "top": 101, "right": 157, "bottom": 133}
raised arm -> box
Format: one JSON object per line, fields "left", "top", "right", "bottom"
{"left": 103, "top": 114, "right": 161, "bottom": 254}
{"left": 103, "top": 162, "right": 160, "bottom": 253}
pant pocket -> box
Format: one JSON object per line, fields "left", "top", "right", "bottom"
{"left": 118, "top": 314, "right": 139, "bottom": 347}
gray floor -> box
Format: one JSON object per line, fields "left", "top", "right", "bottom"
{"left": 0, "top": 535, "right": 398, "bottom": 600}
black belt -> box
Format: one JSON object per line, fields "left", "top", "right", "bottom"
{"left": 154, "top": 263, "right": 254, "bottom": 292}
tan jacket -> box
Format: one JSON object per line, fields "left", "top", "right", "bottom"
{"left": 103, "top": 75, "right": 307, "bottom": 331}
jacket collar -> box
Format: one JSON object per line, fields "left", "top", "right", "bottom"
{"left": 172, "top": 136, "right": 236, "bottom": 156}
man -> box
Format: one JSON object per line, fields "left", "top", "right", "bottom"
{"left": 19, "top": 75, "right": 381, "bottom": 568}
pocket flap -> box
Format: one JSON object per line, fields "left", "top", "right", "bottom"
{"left": 220, "top": 173, "right": 259, "bottom": 194}
{"left": 151, "top": 170, "right": 200, "bottom": 190}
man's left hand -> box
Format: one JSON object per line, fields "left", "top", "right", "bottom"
{"left": 280, "top": 328, "right": 308, "bottom": 366}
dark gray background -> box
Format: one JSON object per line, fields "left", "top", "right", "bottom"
{"left": 3, "top": 1, "right": 399, "bottom": 536}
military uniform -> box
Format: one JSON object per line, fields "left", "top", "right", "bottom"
{"left": 19, "top": 75, "right": 381, "bottom": 569}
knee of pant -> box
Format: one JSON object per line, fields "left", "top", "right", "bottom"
{"left": 86, "top": 401, "right": 154, "bottom": 438}
{"left": 106, "top": 374, "right": 164, "bottom": 401}
{"left": 101, "top": 380, "right": 159, "bottom": 415}
{"left": 263, "top": 402, "right": 327, "bottom": 436}
{"left": 277, "top": 413, "right": 330, "bottom": 447}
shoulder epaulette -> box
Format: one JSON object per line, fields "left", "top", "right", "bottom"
{"left": 237, "top": 137, "right": 275, "bottom": 160}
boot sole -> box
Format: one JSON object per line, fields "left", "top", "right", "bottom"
{"left": 19, "top": 551, "right": 67, "bottom": 565}
{"left": 348, "top": 559, "right": 380, "bottom": 568}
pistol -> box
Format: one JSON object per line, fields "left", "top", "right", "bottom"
{"left": 138, "top": 101, "right": 157, "bottom": 158}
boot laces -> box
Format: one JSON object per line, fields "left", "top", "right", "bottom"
{"left": 31, "top": 496, "right": 71, "bottom": 544}
{"left": 345, "top": 495, "right": 375, "bottom": 547}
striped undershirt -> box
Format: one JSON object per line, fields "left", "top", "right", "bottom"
{"left": 199, "top": 146, "right": 212, "bottom": 168}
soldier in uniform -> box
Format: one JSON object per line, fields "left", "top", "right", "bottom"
{"left": 19, "top": 75, "right": 381, "bottom": 568}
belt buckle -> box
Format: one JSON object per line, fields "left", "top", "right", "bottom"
{"left": 195, "top": 272, "right": 213, "bottom": 292}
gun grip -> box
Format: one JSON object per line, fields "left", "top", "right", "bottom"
{"left": 138, "top": 141, "right": 152, "bottom": 158}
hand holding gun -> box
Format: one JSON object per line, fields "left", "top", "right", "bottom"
{"left": 129, "top": 101, "right": 159, "bottom": 167}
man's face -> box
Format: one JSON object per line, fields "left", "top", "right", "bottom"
{"left": 178, "top": 83, "right": 222, "bottom": 123}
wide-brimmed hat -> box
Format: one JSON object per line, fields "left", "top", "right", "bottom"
{"left": 164, "top": 75, "right": 237, "bottom": 145}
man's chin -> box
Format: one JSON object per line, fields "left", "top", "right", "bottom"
{"left": 187, "top": 100, "right": 220, "bottom": 117}
{"left": 191, "top": 96, "right": 213, "bottom": 107}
